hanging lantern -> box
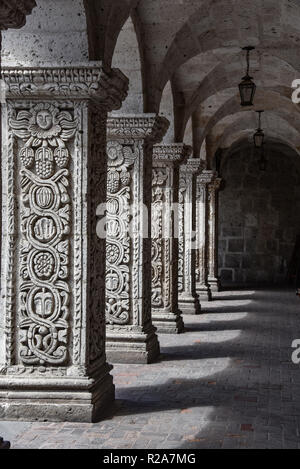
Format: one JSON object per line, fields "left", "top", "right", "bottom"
{"left": 253, "top": 110, "right": 265, "bottom": 148}
{"left": 239, "top": 46, "right": 256, "bottom": 107}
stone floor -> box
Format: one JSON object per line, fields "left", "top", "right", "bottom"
{"left": 1, "top": 287, "right": 300, "bottom": 449}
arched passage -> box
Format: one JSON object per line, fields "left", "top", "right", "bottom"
{"left": 218, "top": 140, "right": 300, "bottom": 286}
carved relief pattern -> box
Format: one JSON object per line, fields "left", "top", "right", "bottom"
{"left": 9, "top": 102, "right": 77, "bottom": 365}
{"left": 151, "top": 169, "right": 167, "bottom": 307}
{"left": 196, "top": 184, "right": 207, "bottom": 285}
{"left": 105, "top": 116, "right": 168, "bottom": 336}
{"left": 208, "top": 179, "right": 222, "bottom": 279}
{"left": 88, "top": 110, "right": 107, "bottom": 366}
{"left": 106, "top": 141, "right": 134, "bottom": 325}
{"left": 178, "top": 176, "right": 186, "bottom": 293}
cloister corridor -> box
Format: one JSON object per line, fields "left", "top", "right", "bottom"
{"left": 2, "top": 0, "right": 300, "bottom": 453}
{"left": 1, "top": 288, "right": 300, "bottom": 449}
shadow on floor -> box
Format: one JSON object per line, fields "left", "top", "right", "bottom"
{"left": 109, "top": 287, "right": 300, "bottom": 448}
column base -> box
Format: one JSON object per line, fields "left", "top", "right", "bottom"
{"left": 208, "top": 277, "right": 221, "bottom": 292}
{"left": 106, "top": 324, "right": 160, "bottom": 364}
{"left": 0, "top": 364, "right": 115, "bottom": 423}
{"left": 178, "top": 293, "right": 201, "bottom": 315}
{"left": 196, "top": 283, "right": 212, "bottom": 301}
{"left": 152, "top": 309, "right": 185, "bottom": 334}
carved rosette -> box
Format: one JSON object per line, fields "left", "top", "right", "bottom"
{"left": 0, "top": 0, "right": 36, "bottom": 30}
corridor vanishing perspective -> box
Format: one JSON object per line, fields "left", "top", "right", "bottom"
{"left": 1, "top": 288, "right": 300, "bottom": 449}
{"left": 0, "top": 0, "right": 300, "bottom": 451}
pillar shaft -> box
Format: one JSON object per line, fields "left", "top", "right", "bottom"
{"left": 178, "top": 158, "right": 202, "bottom": 315}
{"left": 151, "top": 144, "right": 188, "bottom": 334}
{"left": 208, "top": 177, "right": 222, "bottom": 292}
{"left": 196, "top": 170, "right": 215, "bottom": 301}
{"left": 0, "top": 65, "right": 128, "bottom": 422}
{"left": 105, "top": 114, "right": 169, "bottom": 364}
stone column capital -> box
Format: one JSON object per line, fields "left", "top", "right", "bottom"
{"left": 182, "top": 158, "right": 204, "bottom": 175}
{"left": 0, "top": 0, "right": 36, "bottom": 30}
{"left": 198, "top": 170, "right": 217, "bottom": 186}
{"left": 153, "top": 143, "right": 190, "bottom": 166}
{"left": 209, "top": 177, "right": 222, "bottom": 192}
{"left": 2, "top": 64, "right": 129, "bottom": 111}
{"left": 107, "top": 114, "right": 169, "bottom": 144}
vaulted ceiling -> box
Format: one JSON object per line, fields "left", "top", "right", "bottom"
{"left": 2, "top": 0, "right": 300, "bottom": 164}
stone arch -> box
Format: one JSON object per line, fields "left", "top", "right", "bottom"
{"left": 211, "top": 112, "right": 300, "bottom": 158}
{"left": 219, "top": 136, "right": 300, "bottom": 175}
{"left": 157, "top": 0, "right": 300, "bottom": 103}
{"left": 83, "top": 0, "right": 138, "bottom": 66}
{"left": 111, "top": 13, "right": 145, "bottom": 114}
{"left": 1, "top": 0, "right": 91, "bottom": 66}
{"left": 195, "top": 90, "right": 300, "bottom": 153}
{"left": 159, "top": 81, "right": 176, "bottom": 143}
{"left": 1, "top": 0, "right": 137, "bottom": 66}
{"left": 181, "top": 52, "right": 298, "bottom": 130}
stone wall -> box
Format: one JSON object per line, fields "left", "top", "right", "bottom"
{"left": 218, "top": 147, "right": 300, "bottom": 285}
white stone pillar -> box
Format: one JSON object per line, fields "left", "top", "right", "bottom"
{"left": 105, "top": 115, "right": 169, "bottom": 364}
{"left": 208, "top": 177, "right": 222, "bottom": 292}
{"left": 151, "top": 144, "right": 189, "bottom": 334}
{"left": 196, "top": 170, "right": 216, "bottom": 301}
{"left": 178, "top": 158, "right": 202, "bottom": 315}
{"left": 0, "top": 65, "right": 128, "bottom": 422}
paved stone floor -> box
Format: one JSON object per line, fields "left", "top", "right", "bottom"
{"left": 1, "top": 287, "right": 300, "bottom": 449}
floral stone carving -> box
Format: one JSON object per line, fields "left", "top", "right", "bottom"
{"left": 9, "top": 102, "right": 76, "bottom": 366}
{"left": 105, "top": 114, "right": 169, "bottom": 364}
{"left": 0, "top": 65, "right": 128, "bottom": 423}
{"left": 151, "top": 144, "right": 189, "bottom": 334}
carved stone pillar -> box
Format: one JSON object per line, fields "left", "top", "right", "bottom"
{"left": 105, "top": 115, "right": 169, "bottom": 364}
{"left": 196, "top": 170, "right": 216, "bottom": 301}
{"left": 151, "top": 144, "right": 189, "bottom": 334}
{"left": 208, "top": 177, "right": 222, "bottom": 292}
{"left": 0, "top": 65, "right": 128, "bottom": 422}
{"left": 178, "top": 158, "right": 202, "bottom": 315}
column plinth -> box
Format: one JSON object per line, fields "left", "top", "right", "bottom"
{"left": 178, "top": 158, "right": 203, "bottom": 315}
{"left": 0, "top": 65, "right": 128, "bottom": 422}
{"left": 105, "top": 114, "right": 169, "bottom": 363}
{"left": 208, "top": 177, "right": 222, "bottom": 293}
{"left": 151, "top": 144, "right": 189, "bottom": 334}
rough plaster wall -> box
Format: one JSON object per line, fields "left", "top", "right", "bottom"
{"left": 1, "top": 0, "right": 89, "bottom": 66}
{"left": 183, "top": 117, "right": 193, "bottom": 147}
{"left": 111, "top": 16, "right": 144, "bottom": 114}
{"left": 219, "top": 147, "right": 300, "bottom": 285}
{"left": 159, "top": 81, "right": 175, "bottom": 143}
